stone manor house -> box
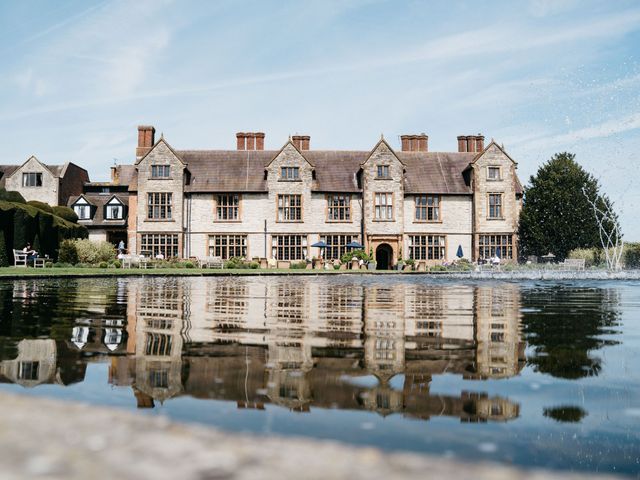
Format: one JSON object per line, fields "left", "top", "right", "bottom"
{"left": 3, "top": 125, "right": 523, "bottom": 268}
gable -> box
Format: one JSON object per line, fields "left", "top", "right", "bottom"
{"left": 470, "top": 141, "right": 517, "bottom": 166}
{"left": 8, "top": 156, "right": 56, "bottom": 179}
{"left": 71, "top": 195, "right": 92, "bottom": 206}
{"left": 135, "top": 138, "right": 185, "bottom": 166}
{"left": 361, "top": 138, "right": 404, "bottom": 167}
{"left": 266, "top": 141, "right": 313, "bottom": 170}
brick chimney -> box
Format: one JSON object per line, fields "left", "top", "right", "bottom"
{"left": 236, "top": 132, "right": 246, "bottom": 150}
{"left": 236, "top": 132, "right": 265, "bottom": 151}
{"left": 457, "top": 134, "right": 485, "bottom": 153}
{"left": 136, "top": 125, "right": 155, "bottom": 158}
{"left": 255, "top": 132, "right": 265, "bottom": 150}
{"left": 110, "top": 166, "right": 119, "bottom": 184}
{"left": 400, "top": 134, "right": 428, "bottom": 152}
{"left": 292, "top": 135, "right": 310, "bottom": 150}
{"left": 474, "top": 134, "right": 485, "bottom": 152}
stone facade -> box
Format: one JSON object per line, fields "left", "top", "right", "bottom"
{"left": 123, "top": 128, "right": 522, "bottom": 266}
{"left": 3, "top": 156, "right": 88, "bottom": 206}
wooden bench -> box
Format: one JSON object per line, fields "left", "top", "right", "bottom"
{"left": 563, "top": 258, "right": 585, "bottom": 270}
{"left": 13, "top": 250, "right": 27, "bottom": 267}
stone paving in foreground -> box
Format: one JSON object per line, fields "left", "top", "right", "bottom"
{"left": 0, "top": 392, "right": 623, "bottom": 480}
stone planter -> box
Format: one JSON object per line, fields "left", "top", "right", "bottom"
{"left": 313, "top": 259, "right": 324, "bottom": 270}
{"left": 416, "top": 261, "right": 427, "bottom": 272}
{"left": 367, "top": 262, "right": 376, "bottom": 271}
{"left": 259, "top": 258, "right": 268, "bottom": 269}
{"left": 277, "top": 260, "right": 291, "bottom": 269}
{"left": 350, "top": 259, "right": 359, "bottom": 270}
{"left": 403, "top": 264, "right": 413, "bottom": 271}
{"left": 339, "top": 264, "right": 347, "bottom": 270}
{"left": 396, "top": 264, "right": 405, "bottom": 271}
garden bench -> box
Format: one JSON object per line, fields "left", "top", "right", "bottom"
{"left": 13, "top": 250, "right": 27, "bottom": 267}
{"left": 198, "top": 256, "right": 224, "bottom": 269}
{"left": 562, "top": 258, "right": 585, "bottom": 270}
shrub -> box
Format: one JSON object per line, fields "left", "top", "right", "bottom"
{"left": 249, "top": 261, "right": 259, "bottom": 269}
{"left": 333, "top": 264, "right": 340, "bottom": 270}
{"left": 624, "top": 243, "right": 640, "bottom": 269}
{"left": 73, "top": 239, "right": 116, "bottom": 264}
{"left": 58, "top": 239, "right": 79, "bottom": 265}
{"left": 53, "top": 262, "right": 73, "bottom": 268}
{"left": 99, "top": 261, "right": 108, "bottom": 268}
{"left": 45, "top": 261, "right": 53, "bottom": 268}
{"left": 0, "top": 188, "right": 25, "bottom": 203}
{"left": 404, "top": 258, "right": 415, "bottom": 266}
{"left": 52, "top": 206, "right": 78, "bottom": 223}
{"left": 340, "top": 249, "right": 370, "bottom": 264}
{"left": 27, "top": 200, "right": 54, "bottom": 214}
{"left": 111, "top": 260, "right": 122, "bottom": 269}
{"left": 224, "top": 256, "right": 251, "bottom": 269}
{"left": 290, "top": 261, "right": 307, "bottom": 269}
{"left": 430, "top": 265, "right": 447, "bottom": 272}
{"left": 568, "top": 248, "right": 603, "bottom": 268}
{"left": 184, "top": 261, "right": 195, "bottom": 269}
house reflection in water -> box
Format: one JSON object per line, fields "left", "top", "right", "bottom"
{"left": 107, "top": 277, "right": 524, "bottom": 422}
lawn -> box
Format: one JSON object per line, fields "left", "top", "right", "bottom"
{"left": 0, "top": 267, "right": 381, "bottom": 278}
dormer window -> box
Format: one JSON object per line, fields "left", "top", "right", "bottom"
{"left": 151, "top": 165, "right": 170, "bottom": 178}
{"left": 105, "top": 197, "right": 124, "bottom": 220}
{"left": 73, "top": 199, "right": 92, "bottom": 220}
{"left": 22, "top": 172, "right": 42, "bottom": 187}
{"left": 377, "top": 165, "right": 390, "bottom": 178}
{"left": 281, "top": 166, "right": 299, "bottom": 180}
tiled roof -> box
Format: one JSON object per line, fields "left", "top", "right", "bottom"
{"left": 398, "top": 152, "right": 474, "bottom": 194}
{"left": 179, "top": 150, "right": 273, "bottom": 192}
{"left": 176, "top": 149, "right": 474, "bottom": 194}
{"left": 67, "top": 194, "right": 128, "bottom": 228}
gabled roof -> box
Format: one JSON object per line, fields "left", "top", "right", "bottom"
{"left": 361, "top": 137, "right": 405, "bottom": 167}
{"left": 470, "top": 140, "right": 518, "bottom": 165}
{"left": 67, "top": 193, "right": 129, "bottom": 227}
{"left": 2, "top": 157, "right": 86, "bottom": 179}
{"left": 135, "top": 137, "right": 186, "bottom": 165}
{"left": 265, "top": 139, "right": 315, "bottom": 168}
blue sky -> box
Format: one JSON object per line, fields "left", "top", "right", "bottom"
{"left": 1, "top": 0, "right": 639, "bottom": 239}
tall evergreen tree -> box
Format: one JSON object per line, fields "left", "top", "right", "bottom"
{"left": 519, "top": 152, "right": 617, "bottom": 260}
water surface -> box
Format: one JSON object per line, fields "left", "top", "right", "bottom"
{"left": 0, "top": 276, "right": 638, "bottom": 475}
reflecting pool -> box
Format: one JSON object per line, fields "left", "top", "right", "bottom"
{"left": 0, "top": 276, "right": 638, "bottom": 474}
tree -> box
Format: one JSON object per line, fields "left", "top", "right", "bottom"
{"left": 518, "top": 152, "right": 619, "bottom": 260}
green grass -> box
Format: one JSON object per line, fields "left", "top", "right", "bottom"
{"left": 0, "top": 267, "right": 382, "bottom": 278}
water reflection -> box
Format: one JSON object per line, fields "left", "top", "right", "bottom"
{"left": 95, "top": 278, "right": 525, "bottom": 422}
{"left": 0, "top": 278, "right": 622, "bottom": 424}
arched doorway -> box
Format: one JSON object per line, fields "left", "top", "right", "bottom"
{"left": 375, "top": 243, "right": 393, "bottom": 270}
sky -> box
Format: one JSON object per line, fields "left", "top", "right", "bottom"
{"left": 1, "top": 0, "right": 639, "bottom": 239}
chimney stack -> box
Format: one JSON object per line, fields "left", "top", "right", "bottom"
{"left": 400, "top": 133, "right": 428, "bottom": 152}
{"left": 292, "top": 135, "right": 310, "bottom": 150}
{"left": 255, "top": 132, "right": 265, "bottom": 150}
{"left": 236, "top": 132, "right": 246, "bottom": 150}
{"left": 110, "top": 166, "right": 119, "bottom": 184}
{"left": 136, "top": 125, "right": 155, "bottom": 158}
{"left": 236, "top": 132, "right": 265, "bottom": 151}
{"left": 457, "top": 134, "right": 485, "bottom": 153}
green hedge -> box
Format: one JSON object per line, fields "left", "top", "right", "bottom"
{"left": 27, "top": 200, "right": 54, "bottom": 214}
{"left": 52, "top": 206, "right": 78, "bottom": 223}
{"left": 624, "top": 243, "right": 640, "bottom": 269}
{"left": 0, "top": 200, "right": 87, "bottom": 262}
{"left": 0, "top": 188, "right": 25, "bottom": 203}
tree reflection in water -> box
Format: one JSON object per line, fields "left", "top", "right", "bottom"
{"left": 520, "top": 287, "right": 620, "bottom": 379}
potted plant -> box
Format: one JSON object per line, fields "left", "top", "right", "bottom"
{"left": 404, "top": 258, "right": 415, "bottom": 271}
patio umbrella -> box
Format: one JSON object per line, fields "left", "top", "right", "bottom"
{"left": 311, "top": 241, "right": 327, "bottom": 259}
{"left": 345, "top": 241, "right": 364, "bottom": 249}
{"left": 456, "top": 245, "right": 464, "bottom": 258}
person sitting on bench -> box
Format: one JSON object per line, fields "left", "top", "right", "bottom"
{"left": 22, "top": 243, "right": 38, "bottom": 265}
